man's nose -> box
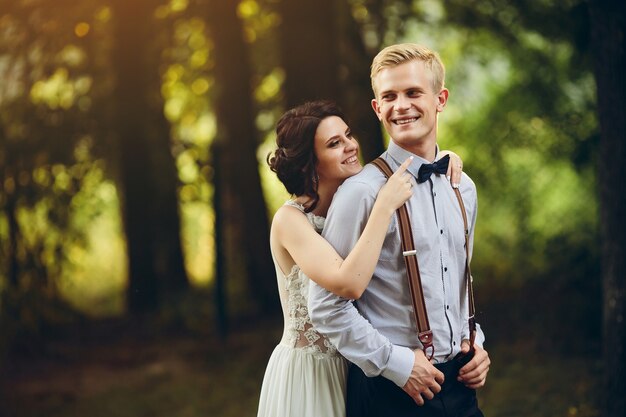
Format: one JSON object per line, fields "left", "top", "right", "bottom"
{"left": 395, "top": 95, "right": 410, "bottom": 112}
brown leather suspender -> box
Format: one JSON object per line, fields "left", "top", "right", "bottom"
{"left": 371, "top": 157, "right": 477, "bottom": 359}
{"left": 452, "top": 185, "right": 478, "bottom": 348}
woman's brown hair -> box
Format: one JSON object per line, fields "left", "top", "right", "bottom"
{"left": 267, "top": 100, "right": 345, "bottom": 213}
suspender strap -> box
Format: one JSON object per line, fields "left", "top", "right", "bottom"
{"left": 452, "top": 188, "right": 477, "bottom": 348}
{"left": 370, "top": 158, "right": 434, "bottom": 359}
{"left": 371, "top": 157, "right": 478, "bottom": 358}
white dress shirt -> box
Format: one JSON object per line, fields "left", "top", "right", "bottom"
{"left": 308, "top": 141, "right": 485, "bottom": 388}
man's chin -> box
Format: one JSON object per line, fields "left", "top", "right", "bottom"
{"left": 391, "top": 132, "right": 420, "bottom": 144}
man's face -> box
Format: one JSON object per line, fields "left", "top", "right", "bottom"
{"left": 371, "top": 60, "right": 448, "bottom": 150}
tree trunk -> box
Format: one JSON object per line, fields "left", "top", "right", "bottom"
{"left": 110, "top": 0, "right": 189, "bottom": 315}
{"left": 588, "top": 2, "right": 626, "bottom": 416}
{"left": 0, "top": 152, "right": 20, "bottom": 288}
{"left": 205, "top": 0, "right": 278, "bottom": 315}
{"left": 211, "top": 142, "right": 228, "bottom": 337}
{"left": 336, "top": 0, "right": 385, "bottom": 162}
{"left": 5, "top": 188, "right": 20, "bottom": 288}
{"left": 278, "top": 0, "right": 384, "bottom": 161}
{"left": 278, "top": 0, "right": 340, "bottom": 107}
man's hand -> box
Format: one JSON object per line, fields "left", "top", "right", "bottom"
{"left": 457, "top": 341, "right": 490, "bottom": 389}
{"left": 402, "top": 349, "right": 445, "bottom": 405}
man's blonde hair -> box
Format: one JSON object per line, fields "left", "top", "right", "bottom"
{"left": 370, "top": 43, "right": 445, "bottom": 96}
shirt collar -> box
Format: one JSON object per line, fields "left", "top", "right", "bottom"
{"left": 387, "top": 140, "right": 439, "bottom": 180}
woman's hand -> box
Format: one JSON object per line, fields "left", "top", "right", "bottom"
{"left": 377, "top": 157, "right": 414, "bottom": 213}
{"left": 438, "top": 150, "right": 464, "bottom": 189}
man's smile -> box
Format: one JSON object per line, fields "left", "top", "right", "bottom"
{"left": 393, "top": 116, "right": 420, "bottom": 125}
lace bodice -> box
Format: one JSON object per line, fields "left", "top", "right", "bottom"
{"left": 277, "top": 201, "right": 339, "bottom": 357}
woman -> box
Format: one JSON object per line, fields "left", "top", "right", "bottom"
{"left": 257, "top": 101, "right": 464, "bottom": 417}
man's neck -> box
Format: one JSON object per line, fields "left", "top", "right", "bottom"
{"left": 394, "top": 139, "right": 437, "bottom": 162}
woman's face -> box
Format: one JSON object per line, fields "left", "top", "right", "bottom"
{"left": 313, "top": 116, "right": 362, "bottom": 184}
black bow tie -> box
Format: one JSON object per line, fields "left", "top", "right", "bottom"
{"left": 417, "top": 154, "right": 450, "bottom": 183}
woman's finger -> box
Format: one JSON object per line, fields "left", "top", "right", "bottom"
{"left": 391, "top": 156, "right": 413, "bottom": 178}
{"left": 447, "top": 154, "right": 462, "bottom": 188}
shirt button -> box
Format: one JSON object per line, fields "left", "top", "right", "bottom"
{"left": 446, "top": 305, "right": 450, "bottom": 310}
{"left": 440, "top": 229, "right": 443, "bottom": 234}
{"left": 433, "top": 191, "right": 437, "bottom": 197}
{"left": 453, "top": 341, "right": 456, "bottom": 346}
{"left": 444, "top": 267, "right": 448, "bottom": 272}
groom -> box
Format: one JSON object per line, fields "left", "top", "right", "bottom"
{"left": 308, "top": 43, "right": 490, "bottom": 416}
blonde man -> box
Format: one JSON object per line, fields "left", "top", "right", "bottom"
{"left": 309, "top": 43, "right": 490, "bottom": 416}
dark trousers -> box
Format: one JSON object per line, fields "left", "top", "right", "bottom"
{"left": 346, "top": 360, "right": 484, "bottom": 417}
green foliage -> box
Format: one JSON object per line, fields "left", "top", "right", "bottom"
{"left": 0, "top": 0, "right": 599, "bottom": 322}
{"left": 0, "top": 0, "right": 607, "bottom": 415}
{"left": 0, "top": 0, "right": 119, "bottom": 323}
{"left": 394, "top": 0, "right": 600, "bottom": 285}
{"left": 162, "top": 14, "right": 217, "bottom": 285}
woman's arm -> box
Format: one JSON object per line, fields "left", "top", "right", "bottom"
{"left": 274, "top": 157, "right": 413, "bottom": 299}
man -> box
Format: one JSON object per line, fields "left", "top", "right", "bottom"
{"left": 308, "top": 43, "right": 490, "bottom": 416}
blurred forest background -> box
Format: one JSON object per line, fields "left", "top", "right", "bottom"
{"left": 0, "top": 0, "right": 624, "bottom": 416}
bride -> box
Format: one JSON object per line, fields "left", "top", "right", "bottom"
{"left": 257, "top": 100, "right": 463, "bottom": 417}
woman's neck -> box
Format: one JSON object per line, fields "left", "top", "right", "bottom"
{"left": 295, "top": 181, "right": 340, "bottom": 217}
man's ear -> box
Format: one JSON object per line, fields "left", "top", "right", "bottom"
{"left": 436, "top": 88, "right": 449, "bottom": 113}
{"left": 371, "top": 98, "right": 383, "bottom": 121}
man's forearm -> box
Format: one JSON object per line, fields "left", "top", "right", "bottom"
{"left": 308, "top": 280, "right": 414, "bottom": 387}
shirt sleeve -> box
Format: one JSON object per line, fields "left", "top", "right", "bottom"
{"left": 307, "top": 178, "right": 415, "bottom": 387}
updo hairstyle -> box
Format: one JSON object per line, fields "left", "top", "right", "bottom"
{"left": 267, "top": 100, "right": 345, "bottom": 213}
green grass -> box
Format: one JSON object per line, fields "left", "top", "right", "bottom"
{"left": 1, "top": 315, "right": 601, "bottom": 417}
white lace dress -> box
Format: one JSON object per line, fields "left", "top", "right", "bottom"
{"left": 257, "top": 201, "right": 348, "bottom": 417}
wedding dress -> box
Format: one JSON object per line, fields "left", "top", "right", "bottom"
{"left": 256, "top": 201, "right": 348, "bottom": 417}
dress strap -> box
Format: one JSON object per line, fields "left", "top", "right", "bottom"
{"left": 284, "top": 200, "right": 306, "bottom": 212}
{"left": 283, "top": 200, "right": 325, "bottom": 233}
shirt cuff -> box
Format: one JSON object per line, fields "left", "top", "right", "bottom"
{"left": 474, "top": 323, "right": 485, "bottom": 347}
{"left": 381, "top": 345, "right": 414, "bottom": 388}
